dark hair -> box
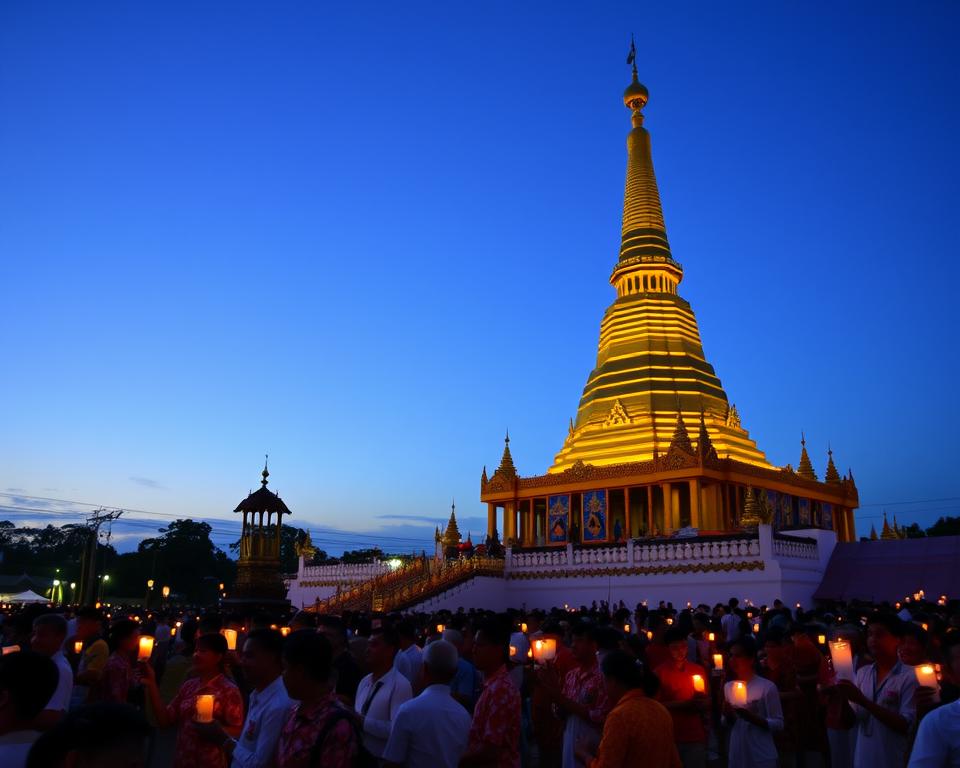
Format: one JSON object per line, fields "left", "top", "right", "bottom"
{"left": 601, "top": 649, "right": 659, "bottom": 696}
{"left": 290, "top": 610, "right": 316, "bottom": 629}
{"left": 26, "top": 702, "right": 150, "bottom": 768}
{"left": 76, "top": 607, "right": 103, "bottom": 623}
{"left": 901, "top": 622, "right": 929, "bottom": 644}
{"left": 283, "top": 630, "right": 333, "bottom": 682}
{"left": 866, "top": 612, "right": 905, "bottom": 637}
{"left": 764, "top": 626, "right": 787, "bottom": 645}
{"left": 198, "top": 613, "right": 223, "bottom": 635}
{"left": 108, "top": 620, "right": 139, "bottom": 653}
{"left": 196, "top": 632, "right": 228, "bottom": 655}
{"left": 32, "top": 613, "right": 68, "bottom": 636}
{"left": 0, "top": 650, "right": 59, "bottom": 722}
{"left": 730, "top": 636, "right": 759, "bottom": 658}
{"left": 595, "top": 626, "right": 623, "bottom": 652}
{"left": 664, "top": 627, "right": 688, "bottom": 645}
{"left": 244, "top": 628, "right": 284, "bottom": 661}
{"left": 371, "top": 625, "right": 401, "bottom": 650}
{"left": 394, "top": 619, "right": 416, "bottom": 641}
{"left": 571, "top": 622, "right": 598, "bottom": 642}
{"left": 474, "top": 617, "right": 510, "bottom": 660}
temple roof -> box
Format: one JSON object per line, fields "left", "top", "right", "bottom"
{"left": 234, "top": 462, "right": 291, "bottom": 515}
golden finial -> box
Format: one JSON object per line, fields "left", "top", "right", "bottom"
{"left": 623, "top": 34, "right": 649, "bottom": 116}
{"left": 261, "top": 454, "right": 270, "bottom": 486}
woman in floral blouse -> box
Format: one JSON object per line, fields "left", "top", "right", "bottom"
{"left": 141, "top": 631, "right": 244, "bottom": 768}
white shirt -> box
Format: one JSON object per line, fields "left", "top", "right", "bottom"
{"left": 230, "top": 675, "right": 293, "bottom": 768}
{"left": 909, "top": 699, "right": 960, "bottom": 768}
{"left": 851, "top": 661, "right": 918, "bottom": 768}
{"left": 354, "top": 667, "right": 412, "bottom": 758}
{"left": 382, "top": 683, "right": 472, "bottom": 768}
{"left": 45, "top": 651, "right": 73, "bottom": 712}
{"left": 724, "top": 676, "right": 784, "bottom": 767}
{"left": 394, "top": 644, "right": 423, "bottom": 686}
{"left": 0, "top": 730, "right": 41, "bottom": 768}
{"left": 721, "top": 613, "right": 740, "bottom": 643}
{"left": 154, "top": 623, "right": 172, "bottom": 644}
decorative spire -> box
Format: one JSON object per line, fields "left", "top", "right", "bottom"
{"left": 869, "top": 524, "right": 878, "bottom": 541}
{"left": 261, "top": 454, "right": 270, "bottom": 486}
{"left": 797, "top": 433, "right": 817, "bottom": 481}
{"left": 880, "top": 512, "right": 895, "bottom": 540}
{"left": 480, "top": 465, "right": 488, "bottom": 485}
{"left": 668, "top": 406, "right": 693, "bottom": 455}
{"left": 494, "top": 430, "right": 518, "bottom": 479}
{"left": 442, "top": 503, "right": 462, "bottom": 548}
{"left": 824, "top": 445, "right": 841, "bottom": 484}
{"left": 697, "top": 409, "right": 718, "bottom": 462}
{"left": 893, "top": 515, "right": 904, "bottom": 539}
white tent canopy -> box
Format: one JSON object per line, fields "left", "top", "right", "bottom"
{"left": 5, "top": 590, "right": 49, "bottom": 604}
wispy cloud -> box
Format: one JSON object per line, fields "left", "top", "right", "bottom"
{"left": 130, "top": 476, "right": 164, "bottom": 490}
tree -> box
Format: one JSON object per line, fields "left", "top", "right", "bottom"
{"left": 135, "top": 519, "right": 235, "bottom": 603}
{"left": 926, "top": 516, "right": 960, "bottom": 537}
{"left": 901, "top": 523, "right": 926, "bottom": 539}
{"left": 341, "top": 548, "right": 385, "bottom": 564}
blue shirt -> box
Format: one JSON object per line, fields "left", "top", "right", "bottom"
{"left": 449, "top": 658, "right": 479, "bottom": 710}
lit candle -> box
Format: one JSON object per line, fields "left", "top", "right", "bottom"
{"left": 713, "top": 653, "right": 724, "bottom": 670}
{"left": 532, "top": 638, "right": 557, "bottom": 663}
{"left": 666, "top": 617, "right": 674, "bottom": 626}
{"left": 829, "top": 640, "right": 855, "bottom": 682}
{"left": 222, "top": 629, "right": 237, "bottom": 651}
{"left": 1, "top": 645, "right": 21, "bottom": 655}
{"left": 280, "top": 626, "right": 291, "bottom": 637}
{"left": 646, "top": 630, "right": 654, "bottom": 641}
{"left": 915, "top": 664, "right": 939, "bottom": 693}
{"left": 729, "top": 681, "right": 748, "bottom": 706}
{"left": 195, "top": 694, "right": 214, "bottom": 723}
{"left": 623, "top": 623, "right": 631, "bottom": 634}
{"left": 138, "top": 635, "right": 155, "bottom": 661}
{"left": 527, "top": 647, "right": 533, "bottom": 659}
{"left": 436, "top": 623, "right": 445, "bottom": 634}
{"left": 818, "top": 634, "right": 827, "bottom": 645}
{"left": 693, "top": 674, "right": 705, "bottom": 693}
{"left": 171, "top": 626, "right": 177, "bottom": 637}
{"left": 509, "top": 645, "right": 517, "bottom": 659}
{"left": 74, "top": 640, "right": 84, "bottom": 655}
{"left": 707, "top": 632, "right": 715, "bottom": 643}
{"left": 753, "top": 622, "right": 760, "bottom": 634}
{"left": 520, "top": 622, "right": 528, "bottom": 633}
{"left": 922, "top": 623, "right": 929, "bottom": 631}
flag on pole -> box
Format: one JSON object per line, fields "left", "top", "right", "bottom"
{"left": 626, "top": 35, "right": 636, "bottom": 66}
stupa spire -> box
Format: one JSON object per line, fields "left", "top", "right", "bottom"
{"left": 669, "top": 404, "right": 694, "bottom": 454}
{"left": 797, "top": 433, "right": 817, "bottom": 481}
{"left": 880, "top": 512, "right": 895, "bottom": 539}
{"left": 495, "top": 430, "right": 517, "bottom": 479}
{"left": 824, "top": 445, "right": 841, "bottom": 484}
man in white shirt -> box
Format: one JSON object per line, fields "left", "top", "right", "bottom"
{"left": 29, "top": 614, "right": 72, "bottom": 730}
{"left": 195, "top": 628, "right": 293, "bottom": 767}
{"left": 382, "top": 639, "right": 472, "bottom": 768}
{"left": 836, "top": 613, "right": 917, "bottom": 768}
{"left": 355, "top": 626, "right": 412, "bottom": 758}
{"left": 0, "top": 650, "right": 59, "bottom": 768}
{"left": 908, "top": 635, "right": 960, "bottom": 767}
{"left": 393, "top": 620, "right": 423, "bottom": 689}
{"left": 721, "top": 599, "right": 741, "bottom": 644}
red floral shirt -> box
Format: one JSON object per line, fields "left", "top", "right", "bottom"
{"left": 562, "top": 660, "right": 610, "bottom": 725}
{"left": 166, "top": 674, "right": 244, "bottom": 768}
{"left": 100, "top": 652, "right": 135, "bottom": 704}
{"left": 277, "top": 693, "right": 358, "bottom": 768}
{"left": 464, "top": 664, "right": 521, "bottom": 768}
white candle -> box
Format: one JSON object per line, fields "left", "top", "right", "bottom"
{"left": 532, "top": 638, "right": 557, "bottom": 663}
{"left": 915, "top": 664, "right": 940, "bottom": 700}
{"left": 829, "top": 640, "right": 855, "bottom": 682}
{"left": 1, "top": 645, "right": 21, "bottom": 655}
{"left": 713, "top": 653, "right": 724, "bottom": 670}
{"left": 74, "top": 640, "right": 84, "bottom": 655}
{"left": 195, "top": 694, "right": 214, "bottom": 723}
{"left": 623, "top": 623, "right": 631, "bottom": 634}
{"left": 520, "top": 622, "right": 528, "bottom": 633}
{"left": 693, "top": 674, "right": 705, "bottom": 693}
{"left": 707, "top": 632, "right": 715, "bottom": 643}
{"left": 221, "top": 628, "right": 237, "bottom": 651}
{"left": 509, "top": 644, "right": 518, "bottom": 660}
{"left": 436, "top": 624, "right": 445, "bottom": 634}
{"left": 729, "top": 681, "right": 748, "bottom": 707}
{"left": 138, "top": 635, "right": 154, "bottom": 661}
{"left": 280, "top": 626, "right": 291, "bottom": 637}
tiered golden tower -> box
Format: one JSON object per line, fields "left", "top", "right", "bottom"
{"left": 481, "top": 54, "right": 858, "bottom": 547}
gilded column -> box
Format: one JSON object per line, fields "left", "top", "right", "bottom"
{"left": 624, "top": 487, "right": 632, "bottom": 539}
{"left": 487, "top": 503, "right": 497, "bottom": 540}
{"left": 661, "top": 483, "right": 673, "bottom": 533}
{"left": 646, "top": 485, "right": 654, "bottom": 534}
{"left": 689, "top": 479, "right": 701, "bottom": 529}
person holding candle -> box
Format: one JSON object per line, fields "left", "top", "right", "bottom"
{"left": 28, "top": 614, "right": 73, "bottom": 731}
{"left": 654, "top": 628, "right": 709, "bottom": 768}
{"left": 139, "top": 631, "right": 243, "bottom": 768}
{"left": 834, "top": 613, "right": 917, "bottom": 768}
{"left": 69, "top": 608, "right": 109, "bottom": 709}
{"left": 98, "top": 620, "right": 140, "bottom": 705}
{"left": 537, "top": 623, "right": 610, "bottom": 768}
{"left": 531, "top": 621, "right": 577, "bottom": 768}
{"left": 909, "top": 633, "right": 960, "bottom": 767}
{"left": 722, "top": 636, "right": 784, "bottom": 768}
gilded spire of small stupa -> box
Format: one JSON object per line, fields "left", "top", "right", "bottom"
{"left": 741, "top": 487, "right": 762, "bottom": 528}
{"left": 824, "top": 445, "right": 841, "bottom": 484}
{"left": 669, "top": 402, "right": 693, "bottom": 455}
{"left": 880, "top": 512, "right": 895, "bottom": 540}
{"left": 697, "top": 408, "right": 717, "bottom": 462}
{"left": 495, "top": 430, "right": 518, "bottom": 479}
{"left": 442, "top": 500, "right": 462, "bottom": 548}
{"left": 797, "top": 433, "right": 817, "bottom": 481}
{"left": 869, "top": 524, "right": 878, "bottom": 540}
{"left": 893, "top": 515, "right": 905, "bottom": 539}
{"left": 261, "top": 454, "right": 270, "bottom": 486}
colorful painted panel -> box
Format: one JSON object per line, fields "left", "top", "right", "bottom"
{"left": 765, "top": 490, "right": 778, "bottom": 528}
{"left": 798, "top": 498, "right": 811, "bottom": 527}
{"left": 778, "top": 494, "right": 793, "bottom": 528}
{"left": 548, "top": 495, "right": 570, "bottom": 543}
{"left": 582, "top": 490, "right": 607, "bottom": 541}
{"left": 822, "top": 503, "right": 833, "bottom": 531}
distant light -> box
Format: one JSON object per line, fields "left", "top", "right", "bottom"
{"left": 387, "top": 558, "right": 402, "bottom": 570}
{"left": 53, "top": 579, "right": 60, "bottom": 586}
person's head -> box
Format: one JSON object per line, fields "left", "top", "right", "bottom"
{"left": 109, "top": 620, "right": 140, "bottom": 656}
{"left": 898, "top": 623, "right": 929, "bottom": 666}
{"left": 75, "top": 608, "right": 103, "bottom": 642}
{"left": 316, "top": 616, "right": 346, "bottom": 654}
{"left": 30, "top": 614, "right": 68, "bottom": 657}
{"left": 288, "top": 611, "right": 316, "bottom": 632}
{"left": 729, "top": 636, "right": 759, "bottom": 681}
{"left": 441, "top": 628, "right": 464, "bottom": 651}
{"left": 26, "top": 702, "right": 150, "bottom": 768}
{"left": 664, "top": 627, "right": 688, "bottom": 664}
{"left": 472, "top": 618, "right": 509, "bottom": 675}
{"left": 240, "top": 629, "right": 284, "bottom": 690}
{"left": 395, "top": 620, "right": 417, "bottom": 651}
{"left": 281, "top": 630, "right": 332, "bottom": 700}
{"left": 422, "top": 639, "right": 459, "bottom": 686}
{"left": 762, "top": 626, "right": 788, "bottom": 671}
{"left": 728, "top": 597, "right": 740, "bottom": 611}
{"left": 866, "top": 613, "right": 904, "bottom": 664}
{"left": 570, "top": 623, "right": 599, "bottom": 666}
{"left": 197, "top": 613, "right": 223, "bottom": 636}
{"left": 365, "top": 627, "right": 400, "bottom": 674}
{"left": 0, "top": 650, "right": 59, "bottom": 734}
{"left": 600, "top": 649, "right": 652, "bottom": 705}
{"left": 192, "top": 632, "right": 228, "bottom": 678}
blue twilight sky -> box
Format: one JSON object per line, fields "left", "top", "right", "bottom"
{"left": 1, "top": 2, "right": 958, "bottom": 555}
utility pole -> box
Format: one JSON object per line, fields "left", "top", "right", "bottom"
{"left": 79, "top": 507, "right": 123, "bottom": 606}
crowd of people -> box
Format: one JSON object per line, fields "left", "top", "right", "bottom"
{"left": 0, "top": 593, "right": 957, "bottom": 768}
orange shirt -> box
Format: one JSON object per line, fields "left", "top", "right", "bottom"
{"left": 589, "top": 690, "right": 682, "bottom": 768}
{"left": 654, "top": 661, "right": 708, "bottom": 744}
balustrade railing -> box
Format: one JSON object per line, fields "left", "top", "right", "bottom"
{"left": 772, "top": 535, "right": 819, "bottom": 560}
